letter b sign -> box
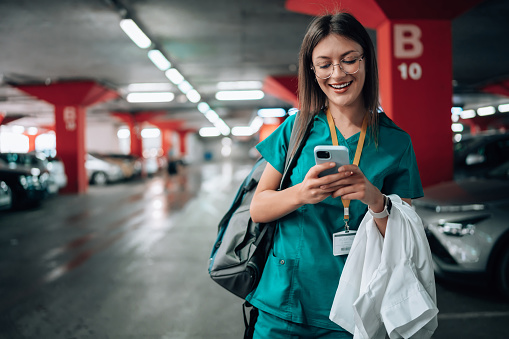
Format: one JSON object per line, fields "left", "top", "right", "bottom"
{"left": 394, "top": 24, "right": 423, "bottom": 80}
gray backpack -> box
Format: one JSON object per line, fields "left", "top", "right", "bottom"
{"left": 208, "top": 115, "right": 312, "bottom": 299}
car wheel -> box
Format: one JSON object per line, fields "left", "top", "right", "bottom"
{"left": 92, "top": 171, "right": 108, "bottom": 185}
{"left": 497, "top": 247, "right": 509, "bottom": 299}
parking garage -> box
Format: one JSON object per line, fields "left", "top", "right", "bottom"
{"left": 1, "top": 0, "right": 509, "bottom": 338}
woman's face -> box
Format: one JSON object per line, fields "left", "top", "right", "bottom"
{"left": 311, "top": 34, "right": 365, "bottom": 111}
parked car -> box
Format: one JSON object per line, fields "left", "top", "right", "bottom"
{"left": 414, "top": 162, "right": 509, "bottom": 298}
{"left": 90, "top": 153, "right": 142, "bottom": 180}
{"left": 0, "top": 159, "right": 48, "bottom": 209}
{"left": 45, "top": 155, "right": 68, "bottom": 193}
{"left": 85, "top": 154, "right": 124, "bottom": 185}
{"left": 454, "top": 132, "right": 509, "bottom": 179}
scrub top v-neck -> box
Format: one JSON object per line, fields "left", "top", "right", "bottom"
{"left": 246, "top": 110, "right": 423, "bottom": 331}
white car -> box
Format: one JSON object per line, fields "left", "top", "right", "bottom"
{"left": 85, "top": 154, "right": 124, "bottom": 185}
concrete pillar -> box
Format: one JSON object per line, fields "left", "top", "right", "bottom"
{"left": 15, "top": 81, "right": 117, "bottom": 193}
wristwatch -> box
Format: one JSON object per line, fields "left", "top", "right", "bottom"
{"left": 368, "top": 194, "right": 392, "bottom": 218}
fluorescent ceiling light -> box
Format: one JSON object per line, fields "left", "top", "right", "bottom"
{"left": 217, "top": 81, "right": 263, "bottom": 90}
{"left": 27, "top": 127, "right": 38, "bottom": 135}
{"left": 215, "top": 120, "right": 231, "bottom": 136}
{"left": 147, "top": 49, "right": 171, "bottom": 71}
{"left": 197, "top": 102, "right": 210, "bottom": 113}
{"left": 498, "top": 103, "right": 509, "bottom": 113}
{"left": 186, "top": 89, "right": 201, "bottom": 103}
{"left": 178, "top": 81, "right": 193, "bottom": 94}
{"left": 141, "top": 128, "right": 161, "bottom": 138}
{"left": 126, "top": 92, "right": 174, "bottom": 103}
{"left": 454, "top": 134, "right": 462, "bottom": 142}
{"left": 216, "top": 90, "right": 264, "bottom": 101}
{"left": 12, "top": 125, "right": 25, "bottom": 133}
{"left": 127, "top": 83, "right": 172, "bottom": 92}
{"left": 120, "top": 19, "right": 152, "bottom": 49}
{"left": 451, "top": 123, "right": 464, "bottom": 132}
{"left": 451, "top": 114, "right": 459, "bottom": 122}
{"left": 451, "top": 107, "right": 463, "bottom": 115}
{"left": 477, "top": 106, "right": 495, "bottom": 116}
{"left": 257, "top": 108, "right": 286, "bottom": 118}
{"left": 205, "top": 110, "right": 220, "bottom": 123}
{"left": 165, "top": 68, "right": 184, "bottom": 85}
{"left": 199, "top": 127, "right": 221, "bottom": 137}
{"left": 232, "top": 126, "right": 254, "bottom": 136}
{"left": 250, "top": 116, "right": 264, "bottom": 132}
{"left": 288, "top": 108, "right": 299, "bottom": 116}
{"left": 460, "top": 109, "right": 476, "bottom": 119}
{"left": 117, "top": 129, "right": 131, "bottom": 139}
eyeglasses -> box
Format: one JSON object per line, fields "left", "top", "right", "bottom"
{"left": 312, "top": 55, "right": 364, "bottom": 79}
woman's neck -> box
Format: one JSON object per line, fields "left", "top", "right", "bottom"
{"left": 328, "top": 104, "right": 366, "bottom": 139}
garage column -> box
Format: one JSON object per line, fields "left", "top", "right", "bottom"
{"left": 111, "top": 113, "right": 143, "bottom": 158}
{"left": 377, "top": 20, "right": 453, "bottom": 186}
{"left": 15, "top": 81, "right": 117, "bottom": 193}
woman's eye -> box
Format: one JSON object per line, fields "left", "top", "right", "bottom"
{"left": 342, "top": 58, "right": 358, "bottom": 65}
{"left": 318, "top": 64, "right": 332, "bottom": 69}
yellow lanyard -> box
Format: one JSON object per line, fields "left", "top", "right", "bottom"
{"left": 326, "top": 108, "right": 368, "bottom": 229}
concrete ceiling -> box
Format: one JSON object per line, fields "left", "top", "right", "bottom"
{"left": 0, "top": 0, "right": 508, "bottom": 132}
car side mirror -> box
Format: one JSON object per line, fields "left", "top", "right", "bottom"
{"left": 466, "top": 153, "right": 486, "bottom": 165}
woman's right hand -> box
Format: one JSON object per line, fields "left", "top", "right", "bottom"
{"left": 296, "top": 162, "right": 353, "bottom": 205}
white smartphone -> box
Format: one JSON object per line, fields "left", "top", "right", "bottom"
{"left": 314, "top": 145, "right": 350, "bottom": 177}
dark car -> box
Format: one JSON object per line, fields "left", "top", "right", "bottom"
{"left": 414, "top": 163, "right": 509, "bottom": 298}
{"left": 454, "top": 132, "right": 509, "bottom": 179}
{"left": 0, "top": 159, "right": 48, "bottom": 209}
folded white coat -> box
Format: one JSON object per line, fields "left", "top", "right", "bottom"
{"left": 329, "top": 195, "right": 438, "bottom": 339}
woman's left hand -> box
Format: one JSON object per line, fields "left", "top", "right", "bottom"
{"left": 320, "top": 164, "right": 384, "bottom": 209}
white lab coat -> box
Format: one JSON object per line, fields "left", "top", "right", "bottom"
{"left": 329, "top": 195, "right": 438, "bottom": 339}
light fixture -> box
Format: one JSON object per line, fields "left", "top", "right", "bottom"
{"left": 205, "top": 110, "right": 220, "bottom": 123}
{"left": 27, "top": 127, "right": 38, "bottom": 135}
{"left": 141, "top": 128, "right": 161, "bottom": 138}
{"left": 216, "top": 90, "right": 264, "bottom": 101}
{"left": 186, "top": 89, "right": 201, "bottom": 103}
{"left": 288, "top": 108, "right": 299, "bottom": 116}
{"left": 120, "top": 19, "right": 152, "bottom": 49}
{"left": 165, "top": 68, "right": 184, "bottom": 85}
{"left": 257, "top": 108, "right": 286, "bottom": 118}
{"left": 197, "top": 102, "right": 210, "bottom": 113}
{"left": 498, "top": 103, "right": 509, "bottom": 113}
{"left": 117, "top": 129, "right": 131, "bottom": 139}
{"left": 215, "top": 120, "right": 231, "bottom": 136}
{"left": 177, "top": 81, "right": 193, "bottom": 94}
{"left": 232, "top": 126, "right": 254, "bottom": 137}
{"left": 126, "top": 92, "right": 174, "bottom": 103}
{"left": 250, "top": 116, "right": 264, "bottom": 132}
{"left": 454, "top": 134, "right": 462, "bottom": 142}
{"left": 217, "top": 81, "right": 263, "bottom": 90}
{"left": 127, "top": 83, "right": 173, "bottom": 92}
{"left": 147, "top": 49, "right": 171, "bottom": 71}
{"left": 477, "top": 106, "right": 495, "bottom": 116}
{"left": 451, "top": 123, "right": 464, "bottom": 132}
{"left": 460, "top": 109, "right": 476, "bottom": 119}
{"left": 199, "top": 127, "right": 221, "bottom": 137}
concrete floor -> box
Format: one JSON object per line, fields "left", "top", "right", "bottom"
{"left": 0, "top": 159, "right": 508, "bottom": 338}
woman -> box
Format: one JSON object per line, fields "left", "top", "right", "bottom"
{"left": 246, "top": 12, "right": 424, "bottom": 338}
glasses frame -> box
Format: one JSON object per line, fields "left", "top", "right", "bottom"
{"left": 312, "top": 55, "right": 365, "bottom": 80}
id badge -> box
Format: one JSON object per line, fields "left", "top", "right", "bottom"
{"left": 333, "top": 230, "right": 356, "bottom": 256}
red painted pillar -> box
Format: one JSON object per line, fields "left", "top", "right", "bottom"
{"left": 24, "top": 133, "right": 37, "bottom": 152}
{"left": 377, "top": 20, "right": 453, "bottom": 186}
{"left": 15, "top": 81, "right": 117, "bottom": 193}
{"left": 177, "top": 131, "right": 187, "bottom": 156}
{"left": 112, "top": 113, "right": 143, "bottom": 157}
{"left": 161, "top": 129, "right": 173, "bottom": 157}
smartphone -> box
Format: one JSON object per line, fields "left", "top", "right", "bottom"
{"left": 314, "top": 145, "right": 350, "bottom": 177}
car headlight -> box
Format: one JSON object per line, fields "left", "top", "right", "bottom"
{"left": 435, "top": 215, "right": 490, "bottom": 236}
{"left": 19, "top": 175, "right": 28, "bottom": 188}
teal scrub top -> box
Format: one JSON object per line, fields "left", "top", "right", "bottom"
{"left": 246, "top": 110, "right": 424, "bottom": 331}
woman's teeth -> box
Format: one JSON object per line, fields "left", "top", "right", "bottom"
{"left": 331, "top": 81, "right": 352, "bottom": 89}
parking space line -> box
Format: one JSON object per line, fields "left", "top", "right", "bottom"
{"left": 438, "top": 311, "right": 509, "bottom": 320}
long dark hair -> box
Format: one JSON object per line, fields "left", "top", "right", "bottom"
{"left": 291, "top": 12, "right": 380, "bottom": 157}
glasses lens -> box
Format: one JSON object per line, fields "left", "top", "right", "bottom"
{"left": 341, "top": 56, "right": 362, "bottom": 74}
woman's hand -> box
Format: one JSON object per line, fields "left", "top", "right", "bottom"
{"left": 320, "top": 164, "right": 384, "bottom": 211}
{"left": 296, "top": 162, "right": 355, "bottom": 205}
